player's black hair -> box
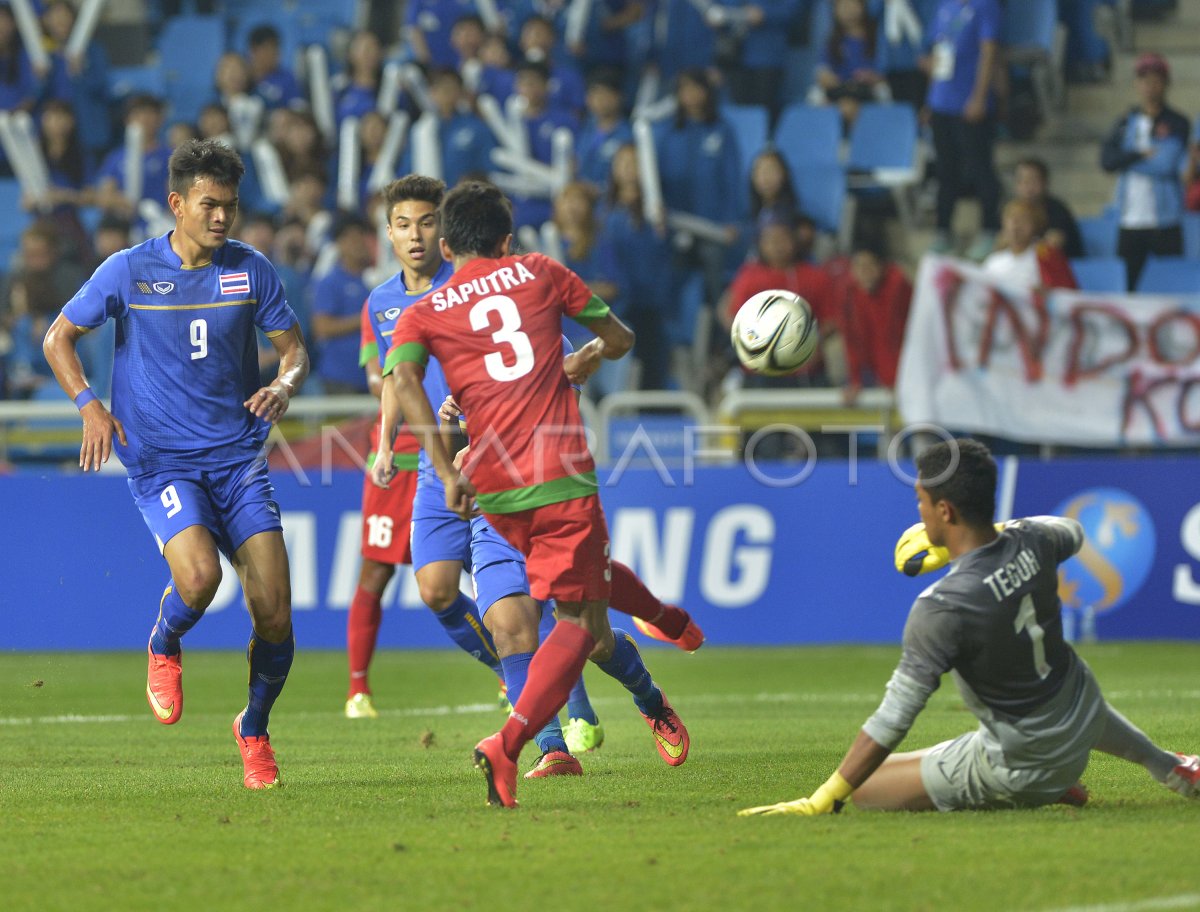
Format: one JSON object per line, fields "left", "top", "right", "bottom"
{"left": 917, "top": 439, "right": 997, "bottom": 527}
{"left": 440, "top": 180, "right": 512, "bottom": 258}
{"left": 248, "top": 23, "right": 281, "bottom": 49}
{"left": 168, "top": 138, "right": 245, "bottom": 197}
{"left": 384, "top": 174, "right": 446, "bottom": 220}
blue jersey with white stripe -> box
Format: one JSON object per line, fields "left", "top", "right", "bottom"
{"left": 363, "top": 260, "right": 456, "bottom": 487}
{"left": 61, "top": 233, "right": 297, "bottom": 476}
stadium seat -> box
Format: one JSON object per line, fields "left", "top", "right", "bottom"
{"left": 1078, "top": 211, "right": 1119, "bottom": 258}
{"left": 1069, "top": 257, "right": 1127, "bottom": 293}
{"left": 1135, "top": 257, "right": 1200, "bottom": 294}
{"left": 1182, "top": 212, "right": 1200, "bottom": 260}
{"left": 157, "top": 15, "right": 226, "bottom": 91}
{"left": 793, "top": 163, "right": 847, "bottom": 236}
{"left": 773, "top": 103, "right": 841, "bottom": 174}
{"left": 781, "top": 46, "right": 820, "bottom": 107}
{"left": 722, "top": 104, "right": 769, "bottom": 178}
{"left": 846, "top": 103, "right": 919, "bottom": 180}
{"left": 1003, "top": 0, "right": 1066, "bottom": 112}
{"left": 231, "top": 12, "right": 302, "bottom": 65}
{"left": 108, "top": 64, "right": 166, "bottom": 101}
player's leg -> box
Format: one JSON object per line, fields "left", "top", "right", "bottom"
{"left": 540, "top": 603, "right": 604, "bottom": 753}
{"left": 1094, "top": 702, "right": 1200, "bottom": 796}
{"left": 130, "top": 470, "right": 225, "bottom": 726}
{"left": 230, "top": 529, "right": 292, "bottom": 789}
{"left": 850, "top": 749, "right": 938, "bottom": 811}
{"left": 609, "top": 561, "right": 705, "bottom": 652}
{"left": 346, "top": 558, "right": 394, "bottom": 717}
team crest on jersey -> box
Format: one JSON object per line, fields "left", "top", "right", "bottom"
{"left": 219, "top": 272, "right": 250, "bottom": 295}
{"left": 153, "top": 281, "right": 175, "bottom": 294}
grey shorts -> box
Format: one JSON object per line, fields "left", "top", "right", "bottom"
{"left": 919, "top": 729, "right": 1091, "bottom": 811}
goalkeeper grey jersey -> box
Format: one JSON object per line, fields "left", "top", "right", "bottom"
{"left": 865, "top": 518, "right": 1092, "bottom": 756}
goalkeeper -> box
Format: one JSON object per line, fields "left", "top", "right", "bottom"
{"left": 741, "top": 438, "right": 1199, "bottom": 816}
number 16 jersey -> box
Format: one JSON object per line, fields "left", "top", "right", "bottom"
{"left": 61, "top": 233, "right": 297, "bottom": 476}
{"left": 384, "top": 252, "right": 609, "bottom": 514}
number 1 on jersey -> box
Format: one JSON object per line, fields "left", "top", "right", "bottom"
{"left": 190, "top": 319, "right": 208, "bottom": 360}
{"left": 469, "top": 295, "right": 533, "bottom": 382}
{"left": 1014, "top": 594, "right": 1052, "bottom": 679}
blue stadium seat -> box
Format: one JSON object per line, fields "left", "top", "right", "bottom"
{"left": 0, "top": 178, "right": 30, "bottom": 265}
{"left": 722, "top": 104, "right": 769, "bottom": 178}
{"left": 794, "top": 163, "right": 846, "bottom": 234}
{"left": 157, "top": 15, "right": 226, "bottom": 90}
{"left": 773, "top": 103, "right": 840, "bottom": 175}
{"left": 1070, "top": 257, "right": 1127, "bottom": 293}
{"left": 781, "top": 46, "right": 819, "bottom": 106}
{"left": 1182, "top": 212, "right": 1200, "bottom": 260}
{"left": 1135, "top": 257, "right": 1200, "bottom": 294}
{"left": 846, "top": 103, "right": 918, "bottom": 175}
{"left": 1078, "top": 211, "right": 1119, "bottom": 258}
{"left": 1003, "top": 0, "right": 1064, "bottom": 111}
{"left": 108, "top": 64, "right": 165, "bottom": 101}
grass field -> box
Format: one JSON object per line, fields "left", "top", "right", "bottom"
{"left": 3, "top": 643, "right": 1199, "bottom": 912}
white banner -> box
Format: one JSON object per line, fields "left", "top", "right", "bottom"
{"left": 896, "top": 256, "right": 1200, "bottom": 447}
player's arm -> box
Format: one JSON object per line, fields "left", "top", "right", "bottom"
{"left": 42, "top": 313, "right": 127, "bottom": 472}
{"left": 365, "top": 357, "right": 384, "bottom": 400}
{"left": 564, "top": 311, "right": 634, "bottom": 385}
{"left": 245, "top": 324, "right": 309, "bottom": 424}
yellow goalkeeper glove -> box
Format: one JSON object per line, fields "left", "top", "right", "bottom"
{"left": 738, "top": 772, "right": 853, "bottom": 817}
{"left": 894, "top": 522, "right": 950, "bottom": 577}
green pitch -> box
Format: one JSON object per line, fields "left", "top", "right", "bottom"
{"left": 3, "top": 644, "right": 1199, "bottom": 912}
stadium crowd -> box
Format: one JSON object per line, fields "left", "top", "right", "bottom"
{"left": 0, "top": 0, "right": 1184, "bottom": 406}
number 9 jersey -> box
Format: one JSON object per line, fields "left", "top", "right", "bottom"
{"left": 384, "top": 252, "right": 610, "bottom": 514}
{"left": 61, "top": 233, "right": 298, "bottom": 476}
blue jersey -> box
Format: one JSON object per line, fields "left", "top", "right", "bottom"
{"left": 362, "top": 260, "right": 456, "bottom": 486}
{"left": 61, "top": 233, "right": 297, "bottom": 476}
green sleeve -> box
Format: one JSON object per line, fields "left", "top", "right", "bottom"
{"left": 382, "top": 342, "right": 430, "bottom": 376}
{"left": 569, "top": 294, "right": 610, "bottom": 326}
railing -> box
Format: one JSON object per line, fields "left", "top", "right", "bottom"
{"left": 0, "top": 389, "right": 901, "bottom": 465}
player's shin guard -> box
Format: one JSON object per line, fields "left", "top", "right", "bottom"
{"left": 500, "top": 652, "right": 569, "bottom": 755}
{"left": 435, "top": 593, "right": 501, "bottom": 673}
{"left": 347, "top": 586, "right": 383, "bottom": 696}
{"left": 150, "top": 583, "right": 204, "bottom": 656}
{"left": 609, "top": 561, "right": 688, "bottom": 639}
{"left": 240, "top": 626, "right": 295, "bottom": 738}
{"left": 498, "top": 621, "right": 594, "bottom": 760}
{"left": 595, "top": 628, "right": 663, "bottom": 717}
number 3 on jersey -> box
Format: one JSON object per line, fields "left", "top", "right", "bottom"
{"left": 470, "top": 295, "right": 533, "bottom": 381}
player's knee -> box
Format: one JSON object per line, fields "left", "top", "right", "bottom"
{"left": 417, "top": 577, "right": 458, "bottom": 612}
{"left": 174, "top": 561, "right": 222, "bottom": 609}
{"left": 249, "top": 597, "right": 292, "bottom": 641}
{"left": 359, "top": 559, "right": 395, "bottom": 595}
{"left": 485, "top": 610, "right": 538, "bottom": 656}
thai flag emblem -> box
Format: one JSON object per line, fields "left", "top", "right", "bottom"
{"left": 219, "top": 272, "right": 250, "bottom": 295}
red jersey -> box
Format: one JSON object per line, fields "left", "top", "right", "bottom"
{"left": 834, "top": 262, "right": 913, "bottom": 388}
{"left": 384, "top": 252, "right": 609, "bottom": 513}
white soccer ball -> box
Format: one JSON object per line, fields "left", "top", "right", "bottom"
{"left": 730, "top": 290, "right": 819, "bottom": 376}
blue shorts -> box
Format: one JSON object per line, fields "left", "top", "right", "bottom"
{"left": 411, "top": 480, "right": 530, "bottom": 615}
{"left": 128, "top": 455, "right": 282, "bottom": 560}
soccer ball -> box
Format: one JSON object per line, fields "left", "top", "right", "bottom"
{"left": 730, "top": 290, "right": 819, "bottom": 376}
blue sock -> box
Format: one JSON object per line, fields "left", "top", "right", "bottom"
{"left": 435, "top": 593, "right": 501, "bottom": 674}
{"left": 595, "top": 628, "right": 663, "bottom": 717}
{"left": 501, "top": 651, "right": 568, "bottom": 755}
{"left": 149, "top": 583, "right": 204, "bottom": 657}
{"left": 539, "top": 602, "right": 597, "bottom": 725}
{"left": 240, "top": 627, "right": 295, "bottom": 737}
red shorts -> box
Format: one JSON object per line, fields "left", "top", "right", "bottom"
{"left": 484, "top": 494, "right": 611, "bottom": 603}
{"left": 360, "top": 467, "right": 416, "bottom": 565}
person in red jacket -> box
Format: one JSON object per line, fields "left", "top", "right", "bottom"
{"left": 981, "top": 199, "right": 1078, "bottom": 291}
{"left": 835, "top": 242, "right": 913, "bottom": 405}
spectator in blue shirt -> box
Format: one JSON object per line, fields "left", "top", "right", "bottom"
{"left": 406, "top": 0, "right": 477, "bottom": 70}
{"left": 93, "top": 94, "right": 171, "bottom": 219}
{"left": 568, "top": 1, "right": 644, "bottom": 75}
{"left": 652, "top": 0, "right": 717, "bottom": 87}
{"left": 335, "top": 30, "right": 385, "bottom": 126}
{"left": 924, "top": 0, "right": 1002, "bottom": 259}
{"left": 576, "top": 67, "right": 632, "bottom": 189}
{"left": 655, "top": 69, "right": 742, "bottom": 319}
{"left": 719, "top": 0, "right": 802, "bottom": 123}
{"left": 248, "top": 24, "right": 302, "bottom": 112}
{"left": 1101, "top": 52, "right": 1189, "bottom": 290}
{"left": 519, "top": 14, "right": 586, "bottom": 116}
{"left": 476, "top": 31, "right": 516, "bottom": 104}
{"left": 41, "top": 0, "right": 111, "bottom": 161}
{"left": 412, "top": 67, "right": 497, "bottom": 187}
{"left": 814, "top": 0, "right": 889, "bottom": 127}
{"left": 31, "top": 99, "right": 91, "bottom": 263}
{"left": 510, "top": 59, "right": 578, "bottom": 230}
{"left": 310, "top": 213, "right": 374, "bottom": 394}
{"left": 553, "top": 180, "right": 621, "bottom": 351}
{"left": 0, "top": 3, "right": 37, "bottom": 118}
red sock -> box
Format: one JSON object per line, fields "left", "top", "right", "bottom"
{"left": 609, "top": 561, "right": 689, "bottom": 639}
{"left": 499, "top": 621, "right": 594, "bottom": 759}
{"left": 347, "top": 586, "right": 383, "bottom": 697}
